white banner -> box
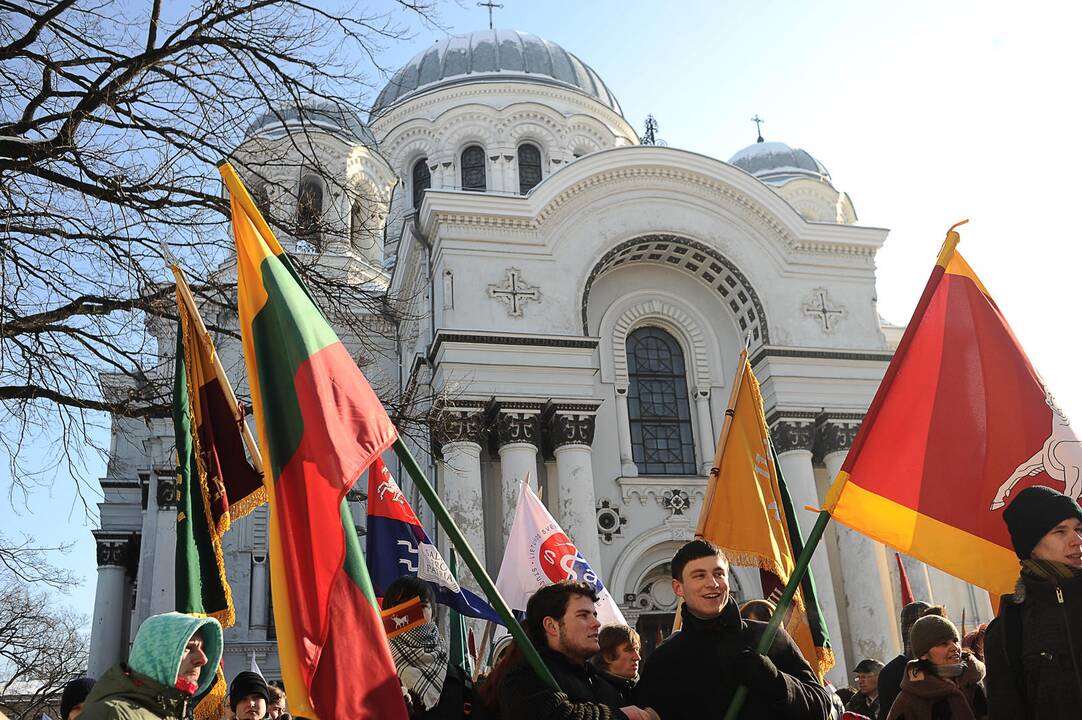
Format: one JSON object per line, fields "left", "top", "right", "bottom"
{"left": 496, "top": 480, "right": 627, "bottom": 627}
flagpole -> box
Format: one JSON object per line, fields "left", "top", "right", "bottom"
{"left": 696, "top": 345, "right": 750, "bottom": 537}
{"left": 472, "top": 622, "right": 496, "bottom": 682}
{"left": 171, "top": 264, "right": 265, "bottom": 476}
{"left": 723, "top": 509, "right": 832, "bottom": 720}
{"left": 391, "top": 437, "right": 559, "bottom": 691}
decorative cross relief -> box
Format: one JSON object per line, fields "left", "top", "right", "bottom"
{"left": 487, "top": 268, "right": 540, "bottom": 318}
{"left": 802, "top": 287, "right": 845, "bottom": 332}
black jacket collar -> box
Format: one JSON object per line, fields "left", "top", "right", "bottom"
{"left": 679, "top": 596, "right": 744, "bottom": 635}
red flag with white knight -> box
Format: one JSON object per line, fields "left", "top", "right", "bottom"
{"left": 825, "top": 222, "right": 1081, "bottom": 597}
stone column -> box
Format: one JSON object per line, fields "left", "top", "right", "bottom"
{"left": 250, "top": 554, "right": 269, "bottom": 638}
{"left": 434, "top": 409, "right": 488, "bottom": 591}
{"left": 820, "top": 420, "right": 900, "bottom": 663}
{"left": 496, "top": 410, "right": 540, "bottom": 544}
{"left": 549, "top": 411, "right": 602, "bottom": 569}
{"left": 147, "top": 474, "right": 177, "bottom": 615}
{"left": 694, "top": 389, "right": 715, "bottom": 475}
{"left": 88, "top": 536, "right": 132, "bottom": 676}
{"left": 772, "top": 421, "right": 849, "bottom": 688}
{"left": 900, "top": 553, "right": 934, "bottom": 604}
{"left": 614, "top": 387, "right": 637, "bottom": 476}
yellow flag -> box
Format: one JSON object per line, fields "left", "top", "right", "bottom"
{"left": 698, "top": 352, "right": 834, "bottom": 679}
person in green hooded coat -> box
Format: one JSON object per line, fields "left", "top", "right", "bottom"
{"left": 80, "top": 612, "right": 224, "bottom": 720}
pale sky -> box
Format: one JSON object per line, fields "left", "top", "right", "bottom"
{"left": 5, "top": 0, "right": 1079, "bottom": 622}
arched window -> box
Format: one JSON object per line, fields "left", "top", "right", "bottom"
{"left": 461, "top": 145, "right": 486, "bottom": 191}
{"left": 518, "top": 143, "right": 542, "bottom": 194}
{"left": 626, "top": 327, "right": 696, "bottom": 475}
{"left": 253, "top": 182, "right": 272, "bottom": 220}
{"left": 412, "top": 158, "right": 430, "bottom": 209}
{"left": 296, "top": 175, "right": 323, "bottom": 250}
{"left": 350, "top": 197, "right": 367, "bottom": 247}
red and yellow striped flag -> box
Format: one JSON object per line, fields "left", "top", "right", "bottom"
{"left": 826, "top": 222, "right": 1080, "bottom": 597}
{"left": 219, "top": 162, "right": 406, "bottom": 720}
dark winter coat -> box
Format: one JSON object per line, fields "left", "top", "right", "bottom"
{"left": 883, "top": 655, "right": 986, "bottom": 720}
{"left": 845, "top": 691, "right": 880, "bottom": 718}
{"left": 985, "top": 571, "right": 1082, "bottom": 719}
{"left": 413, "top": 662, "right": 473, "bottom": 720}
{"left": 877, "top": 655, "right": 907, "bottom": 720}
{"left": 78, "top": 664, "right": 191, "bottom": 720}
{"left": 499, "top": 645, "right": 629, "bottom": 720}
{"left": 633, "top": 599, "right": 833, "bottom": 720}
{"left": 592, "top": 668, "right": 635, "bottom": 706}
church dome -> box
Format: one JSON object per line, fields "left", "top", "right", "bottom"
{"left": 246, "top": 103, "right": 377, "bottom": 146}
{"left": 371, "top": 30, "right": 622, "bottom": 117}
{"left": 729, "top": 141, "right": 831, "bottom": 185}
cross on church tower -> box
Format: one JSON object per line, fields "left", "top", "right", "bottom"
{"left": 802, "top": 288, "right": 845, "bottom": 332}
{"left": 478, "top": 1, "right": 503, "bottom": 30}
{"left": 487, "top": 268, "right": 540, "bottom": 317}
{"left": 751, "top": 114, "right": 765, "bottom": 143}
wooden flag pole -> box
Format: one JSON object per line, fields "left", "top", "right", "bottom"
{"left": 391, "top": 437, "right": 559, "bottom": 691}
{"left": 472, "top": 621, "right": 496, "bottom": 682}
{"left": 171, "top": 264, "right": 265, "bottom": 477}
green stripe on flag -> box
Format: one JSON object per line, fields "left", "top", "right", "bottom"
{"left": 251, "top": 254, "right": 339, "bottom": 478}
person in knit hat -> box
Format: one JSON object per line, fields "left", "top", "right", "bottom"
{"left": 229, "top": 671, "right": 269, "bottom": 720}
{"left": 874, "top": 601, "right": 931, "bottom": 720}
{"left": 79, "top": 612, "right": 223, "bottom": 720}
{"left": 985, "top": 485, "right": 1082, "bottom": 718}
{"left": 59, "top": 677, "right": 96, "bottom": 720}
{"left": 884, "top": 614, "right": 987, "bottom": 720}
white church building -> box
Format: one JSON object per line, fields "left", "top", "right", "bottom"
{"left": 88, "top": 29, "right": 992, "bottom": 688}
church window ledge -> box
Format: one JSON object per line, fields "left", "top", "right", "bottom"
{"left": 616, "top": 475, "right": 708, "bottom": 507}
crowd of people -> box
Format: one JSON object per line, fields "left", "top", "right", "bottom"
{"left": 58, "top": 485, "right": 1081, "bottom": 720}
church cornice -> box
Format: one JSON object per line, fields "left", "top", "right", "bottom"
{"left": 427, "top": 330, "right": 598, "bottom": 362}
{"left": 750, "top": 345, "right": 894, "bottom": 367}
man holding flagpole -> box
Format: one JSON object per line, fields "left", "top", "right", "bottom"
{"left": 634, "top": 539, "right": 832, "bottom": 720}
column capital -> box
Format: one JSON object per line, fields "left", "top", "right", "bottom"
{"left": 771, "top": 420, "right": 815, "bottom": 454}
{"left": 813, "top": 416, "right": 863, "bottom": 460}
{"left": 94, "top": 533, "right": 139, "bottom": 576}
{"left": 156, "top": 476, "right": 178, "bottom": 510}
{"left": 547, "top": 412, "right": 596, "bottom": 450}
{"left": 432, "top": 408, "right": 487, "bottom": 449}
{"left": 495, "top": 410, "right": 540, "bottom": 449}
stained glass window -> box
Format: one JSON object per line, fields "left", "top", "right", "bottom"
{"left": 627, "top": 327, "right": 696, "bottom": 474}
{"left": 296, "top": 175, "right": 323, "bottom": 251}
{"left": 461, "top": 145, "right": 486, "bottom": 191}
{"left": 518, "top": 143, "right": 542, "bottom": 194}
{"left": 412, "top": 158, "right": 430, "bottom": 208}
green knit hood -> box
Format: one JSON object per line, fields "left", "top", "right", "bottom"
{"left": 128, "top": 612, "right": 223, "bottom": 695}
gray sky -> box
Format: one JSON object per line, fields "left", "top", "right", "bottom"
{"left": 5, "top": 0, "right": 1079, "bottom": 622}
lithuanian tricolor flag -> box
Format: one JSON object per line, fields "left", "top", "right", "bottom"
{"left": 825, "top": 222, "right": 1079, "bottom": 597}
{"left": 219, "top": 162, "right": 406, "bottom": 720}
{"left": 699, "top": 351, "right": 835, "bottom": 679}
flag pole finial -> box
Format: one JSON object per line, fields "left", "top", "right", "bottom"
{"left": 936, "top": 219, "right": 970, "bottom": 268}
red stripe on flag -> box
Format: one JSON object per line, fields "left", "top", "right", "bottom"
{"left": 274, "top": 342, "right": 396, "bottom": 688}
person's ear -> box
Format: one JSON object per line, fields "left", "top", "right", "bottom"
{"left": 671, "top": 578, "right": 684, "bottom": 599}
{"left": 543, "top": 615, "right": 559, "bottom": 638}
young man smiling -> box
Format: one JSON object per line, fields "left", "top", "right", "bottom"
{"left": 634, "top": 539, "right": 832, "bottom": 719}
{"left": 985, "top": 485, "right": 1082, "bottom": 718}
{"left": 499, "top": 580, "right": 656, "bottom": 720}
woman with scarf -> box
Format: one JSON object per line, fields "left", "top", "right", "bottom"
{"left": 384, "top": 576, "right": 473, "bottom": 720}
{"left": 885, "top": 614, "right": 987, "bottom": 720}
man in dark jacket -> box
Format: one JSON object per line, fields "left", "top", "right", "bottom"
{"left": 985, "top": 485, "right": 1082, "bottom": 719}
{"left": 875, "top": 601, "right": 931, "bottom": 720}
{"left": 845, "top": 658, "right": 883, "bottom": 718}
{"left": 634, "top": 539, "right": 832, "bottom": 719}
{"left": 499, "top": 581, "right": 654, "bottom": 720}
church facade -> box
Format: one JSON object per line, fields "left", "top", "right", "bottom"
{"left": 88, "top": 29, "right": 992, "bottom": 687}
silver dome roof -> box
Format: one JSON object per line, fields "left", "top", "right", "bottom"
{"left": 246, "top": 103, "right": 377, "bottom": 146}
{"left": 371, "top": 30, "right": 622, "bottom": 117}
{"left": 729, "top": 141, "right": 831, "bottom": 185}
